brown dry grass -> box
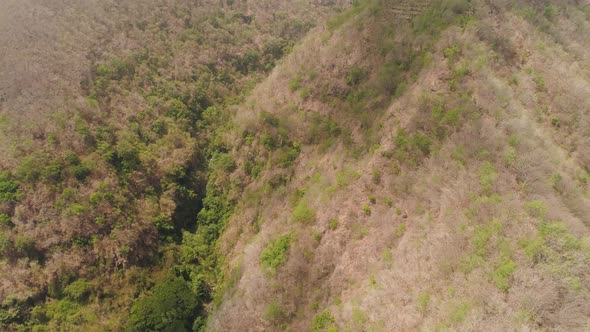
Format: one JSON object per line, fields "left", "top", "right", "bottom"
{"left": 210, "top": 1, "right": 590, "bottom": 331}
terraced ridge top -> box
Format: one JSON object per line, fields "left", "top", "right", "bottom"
{"left": 385, "top": 0, "right": 431, "bottom": 20}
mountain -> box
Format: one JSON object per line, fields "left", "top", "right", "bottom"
{"left": 1, "top": 0, "right": 590, "bottom": 331}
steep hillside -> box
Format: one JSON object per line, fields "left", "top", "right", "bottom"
{"left": 1, "top": 0, "right": 590, "bottom": 331}
{"left": 207, "top": 0, "right": 590, "bottom": 330}
{"left": 0, "top": 0, "right": 346, "bottom": 330}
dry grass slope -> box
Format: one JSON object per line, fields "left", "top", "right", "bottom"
{"left": 1, "top": 0, "right": 590, "bottom": 330}
{"left": 209, "top": 0, "right": 590, "bottom": 330}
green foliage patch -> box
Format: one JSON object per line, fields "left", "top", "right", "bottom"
{"left": 63, "top": 279, "right": 92, "bottom": 303}
{"left": 264, "top": 301, "right": 287, "bottom": 327}
{"left": 311, "top": 309, "right": 336, "bottom": 332}
{"left": 414, "top": 0, "right": 473, "bottom": 36}
{"left": 0, "top": 172, "right": 19, "bottom": 203}
{"left": 128, "top": 276, "right": 199, "bottom": 332}
{"left": 491, "top": 255, "right": 516, "bottom": 291}
{"left": 260, "top": 234, "right": 292, "bottom": 272}
{"left": 292, "top": 200, "right": 316, "bottom": 224}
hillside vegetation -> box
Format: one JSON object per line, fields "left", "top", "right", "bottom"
{"left": 208, "top": 0, "right": 590, "bottom": 330}
{"left": 0, "top": 0, "right": 344, "bottom": 330}
{"left": 1, "top": 0, "right": 590, "bottom": 331}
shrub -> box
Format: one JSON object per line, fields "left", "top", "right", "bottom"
{"left": 311, "top": 309, "right": 336, "bottom": 332}
{"left": 151, "top": 119, "right": 167, "bottom": 135}
{"left": 473, "top": 221, "right": 501, "bottom": 257}
{"left": 0, "top": 172, "right": 19, "bottom": 203}
{"left": 292, "top": 201, "right": 315, "bottom": 224}
{"left": 15, "top": 155, "right": 44, "bottom": 182}
{"left": 550, "top": 173, "right": 563, "bottom": 192}
{"left": 260, "top": 234, "right": 292, "bottom": 272}
{"left": 0, "top": 230, "right": 12, "bottom": 256}
{"left": 491, "top": 256, "right": 516, "bottom": 291}
{"left": 64, "top": 279, "right": 92, "bottom": 302}
{"left": 210, "top": 152, "right": 237, "bottom": 173}
{"left": 418, "top": 291, "right": 430, "bottom": 313}
{"left": 235, "top": 49, "right": 260, "bottom": 74}
{"left": 532, "top": 72, "right": 546, "bottom": 92}
{"left": 72, "top": 164, "right": 91, "bottom": 181}
{"left": 300, "top": 87, "right": 311, "bottom": 99}
{"left": 521, "top": 221, "right": 583, "bottom": 267}
{"left": 539, "top": 222, "right": 580, "bottom": 251}
{"left": 289, "top": 74, "right": 302, "bottom": 92}
{"left": 371, "top": 169, "right": 381, "bottom": 184}
{"left": 262, "top": 132, "right": 278, "bottom": 151}
{"left": 447, "top": 301, "right": 471, "bottom": 325}
{"left": 312, "top": 231, "right": 322, "bottom": 246}
{"left": 244, "top": 158, "right": 264, "bottom": 178}
{"left": 378, "top": 61, "right": 403, "bottom": 94}
{"left": 345, "top": 89, "right": 370, "bottom": 113}
{"left": 115, "top": 139, "right": 141, "bottom": 172}
{"left": 462, "top": 221, "right": 502, "bottom": 272}
{"left": 95, "top": 58, "right": 134, "bottom": 81}
{"left": 166, "top": 99, "right": 192, "bottom": 121}
{"left": 394, "top": 129, "right": 433, "bottom": 164}
{"left": 307, "top": 113, "right": 341, "bottom": 145}
{"left": 328, "top": 218, "right": 338, "bottom": 230}
{"left": 263, "top": 38, "right": 289, "bottom": 66}
{"left": 14, "top": 236, "right": 39, "bottom": 260}
{"left": 394, "top": 129, "right": 409, "bottom": 150}
{"left": 263, "top": 302, "right": 287, "bottom": 327}
{"left": 412, "top": 133, "right": 432, "bottom": 156}
{"left": 352, "top": 222, "right": 369, "bottom": 239}
{"left": 97, "top": 141, "right": 116, "bottom": 165}
{"left": 346, "top": 66, "right": 367, "bottom": 86}
{"left": 395, "top": 223, "right": 406, "bottom": 237}
{"left": 42, "top": 161, "right": 64, "bottom": 184}
{"left": 351, "top": 307, "right": 367, "bottom": 328}
{"left": 479, "top": 162, "right": 497, "bottom": 193}
{"left": 385, "top": 198, "right": 393, "bottom": 207}
{"left": 65, "top": 152, "right": 80, "bottom": 165}
{"left": 42, "top": 299, "right": 81, "bottom": 327}
{"left": 504, "top": 146, "right": 516, "bottom": 166}
{"left": 369, "top": 195, "right": 376, "bottom": 204}
{"left": 0, "top": 213, "right": 11, "bottom": 227}
{"left": 543, "top": 4, "right": 557, "bottom": 20}
{"left": 128, "top": 276, "right": 198, "bottom": 332}
{"left": 443, "top": 45, "right": 460, "bottom": 63}
{"left": 525, "top": 200, "right": 546, "bottom": 219}
{"left": 69, "top": 204, "right": 88, "bottom": 216}
{"left": 453, "top": 65, "right": 469, "bottom": 80}
{"left": 260, "top": 111, "right": 280, "bottom": 128}
{"left": 277, "top": 144, "right": 301, "bottom": 168}
{"left": 520, "top": 236, "right": 545, "bottom": 263}
{"left": 362, "top": 204, "right": 371, "bottom": 216}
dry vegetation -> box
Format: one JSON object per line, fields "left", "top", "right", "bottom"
{"left": 1, "top": 0, "right": 590, "bottom": 331}
{"left": 208, "top": 0, "right": 590, "bottom": 331}
{"left": 0, "top": 0, "right": 344, "bottom": 330}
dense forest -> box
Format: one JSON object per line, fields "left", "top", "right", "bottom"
{"left": 0, "top": 0, "right": 345, "bottom": 330}
{"left": 1, "top": 0, "right": 590, "bottom": 331}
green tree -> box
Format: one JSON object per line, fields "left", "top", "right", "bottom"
{"left": 128, "top": 276, "right": 199, "bottom": 332}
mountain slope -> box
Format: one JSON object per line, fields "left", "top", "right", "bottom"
{"left": 0, "top": 0, "right": 346, "bottom": 330}
{"left": 208, "top": 0, "right": 590, "bottom": 330}
{"left": 1, "top": 0, "right": 590, "bottom": 331}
